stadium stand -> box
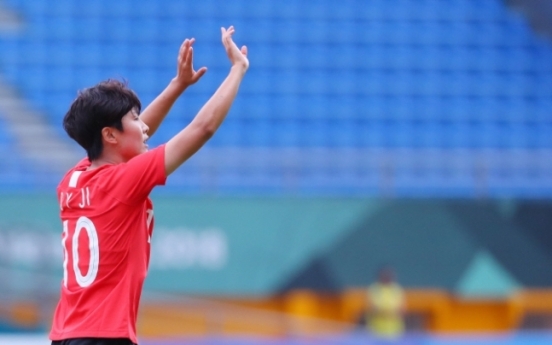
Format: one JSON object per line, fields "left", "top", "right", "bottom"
{"left": 0, "top": 0, "right": 551, "bottom": 196}
{"left": 0, "top": 114, "right": 40, "bottom": 191}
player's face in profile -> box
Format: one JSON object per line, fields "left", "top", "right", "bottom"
{"left": 118, "top": 109, "right": 149, "bottom": 161}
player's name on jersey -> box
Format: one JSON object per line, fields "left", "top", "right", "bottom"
{"left": 59, "top": 188, "right": 91, "bottom": 211}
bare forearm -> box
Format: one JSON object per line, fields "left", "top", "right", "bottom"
{"left": 191, "top": 66, "right": 245, "bottom": 132}
{"left": 140, "top": 79, "right": 187, "bottom": 136}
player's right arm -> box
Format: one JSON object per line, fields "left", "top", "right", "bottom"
{"left": 164, "top": 26, "right": 249, "bottom": 176}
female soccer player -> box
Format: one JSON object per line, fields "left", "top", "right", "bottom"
{"left": 49, "top": 26, "right": 248, "bottom": 345}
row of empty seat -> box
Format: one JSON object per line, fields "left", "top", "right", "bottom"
{"left": 0, "top": 115, "right": 43, "bottom": 190}
{"left": 0, "top": 0, "right": 525, "bottom": 21}
{"left": 7, "top": 19, "right": 542, "bottom": 47}
{"left": 0, "top": 0, "right": 551, "bottom": 195}
{"left": 4, "top": 43, "right": 551, "bottom": 73}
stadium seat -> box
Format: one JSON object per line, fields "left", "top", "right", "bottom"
{"left": 1, "top": 0, "right": 552, "bottom": 195}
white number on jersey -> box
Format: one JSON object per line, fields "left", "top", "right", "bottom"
{"left": 62, "top": 216, "right": 100, "bottom": 288}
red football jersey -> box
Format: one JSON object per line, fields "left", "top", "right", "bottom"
{"left": 50, "top": 145, "right": 166, "bottom": 344}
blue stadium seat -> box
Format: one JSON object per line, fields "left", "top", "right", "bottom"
{"left": 1, "top": 0, "right": 552, "bottom": 195}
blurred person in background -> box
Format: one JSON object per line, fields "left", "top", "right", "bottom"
{"left": 366, "top": 265, "right": 405, "bottom": 339}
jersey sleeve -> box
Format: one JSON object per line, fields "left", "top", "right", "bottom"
{"left": 102, "top": 145, "right": 167, "bottom": 204}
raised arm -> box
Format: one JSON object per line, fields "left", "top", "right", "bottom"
{"left": 140, "top": 38, "right": 207, "bottom": 137}
{"left": 164, "top": 26, "right": 249, "bottom": 176}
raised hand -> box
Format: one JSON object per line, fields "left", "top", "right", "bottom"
{"left": 164, "top": 26, "right": 249, "bottom": 175}
{"left": 221, "top": 26, "right": 249, "bottom": 72}
{"left": 174, "top": 38, "right": 208, "bottom": 89}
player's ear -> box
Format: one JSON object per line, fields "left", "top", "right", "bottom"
{"left": 101, "top": 127, "right": 118, "bottom": 145}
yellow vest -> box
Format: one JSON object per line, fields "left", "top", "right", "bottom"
{"left": 367, "top": 283, "right": 405, "bottom": 338}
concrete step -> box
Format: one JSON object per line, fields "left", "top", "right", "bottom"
{"left": 0, "top": 79, "right": 81, "bottom": 173}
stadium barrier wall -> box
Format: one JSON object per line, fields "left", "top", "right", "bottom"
{"left": 1, "top": 195, "right": 552, "bottom": 335}
{"left": 3, "top": 289, "right": 552, "bottom": 336}
{"left": 1, "top": 195, "right": 551, "bottom": 297}
{"left": 137, "top": 289, "right": 552, "bottom": 336}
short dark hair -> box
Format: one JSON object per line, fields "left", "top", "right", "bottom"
{"left": 63, "top": 79, "right": 142, "bottom": 161}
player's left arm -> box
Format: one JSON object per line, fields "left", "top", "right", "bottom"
{"left": 140, "top": 38, "right": 207, "bottom": 137}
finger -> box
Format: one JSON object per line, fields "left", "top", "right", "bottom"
{"left": 186, "top": 47, "right": 193, "bottom": 66}
{"left": 179, "top": 39, "right": 187, "bottom": 53}
{"left": 184, "top": 42, "right": 195, "bottom": 66}
{"left": 222, "top": 33, "right": 232, "bottom": 48}
{"left": 179, "top": 39, "right": 189, "bottom": 57}
{"left": 221, "top": 27, "right": 227, "bottom": 45}
{"left": 241, "top": 45, "right": 248, "bottom": 56}
{"left": 179, "top": 40, "right": 191, "bottom": 65}
{"left": 185, "top": 39, "right": 192, "bottom": 52}
{"left": 192, "top": 67, "right": 208, "bottom": 82}
{"left": 178, "top": 39, "right": 186, "bottom": 63}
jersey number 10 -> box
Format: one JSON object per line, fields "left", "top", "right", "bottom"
{"left": 62, "top": 216, "right": 100, "bottom": 288}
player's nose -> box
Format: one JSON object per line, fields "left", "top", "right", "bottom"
{"left": 141, "top": 121, "right": 149, "bottom": 133}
